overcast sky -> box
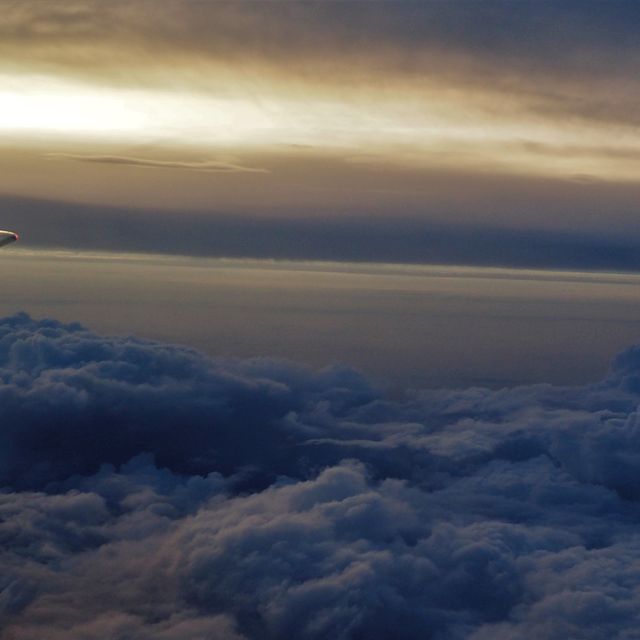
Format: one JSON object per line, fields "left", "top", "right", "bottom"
{"left": 2, "top": 1, "right": 640, "bottom": 266}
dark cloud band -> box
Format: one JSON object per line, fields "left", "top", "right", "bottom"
{"left": 3, "top": 194, "right": 640, "bottom": 272}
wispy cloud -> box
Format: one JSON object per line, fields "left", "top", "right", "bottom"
{"left": 45, "top": 153, "right": 268, "bottom": 173}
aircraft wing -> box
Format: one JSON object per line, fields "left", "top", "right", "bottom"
{"left": 0, "top": 231, "right": 18, "bottom": 248}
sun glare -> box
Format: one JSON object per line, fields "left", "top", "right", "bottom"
{"left": 1, "top": 74, "right": 639, "bottom": 183}
{"left": 0, "top": 74, "right": 282, "bottom": 145}
{"left": 0, "top": 76, "right": 150, "bottom": 135}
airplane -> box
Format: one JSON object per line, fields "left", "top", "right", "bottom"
{"left": 0, "top": 231, "right": 18, "bottom": 248}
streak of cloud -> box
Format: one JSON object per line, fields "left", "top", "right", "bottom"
{"left": 45, "top": 153, "right": 268, "bottom": 173}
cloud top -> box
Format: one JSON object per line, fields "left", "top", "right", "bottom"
{"left": 3, "top": 314, "right": 640, "bottom": 638}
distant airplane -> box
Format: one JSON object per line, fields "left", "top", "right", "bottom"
{"left": 0, "top": 231, "right": 18, "bottom": 248}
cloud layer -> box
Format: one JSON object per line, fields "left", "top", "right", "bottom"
{"left": 6, "top": 1, "right": 640, "bottom": 95}
{"left": 3, "top": 314, "right": 640, "bottom": 638}
{"left": 4, "top": 1, "right": 640, "bottom": 185}
{"left": 6, "top": 194, "right": 640, "bottom": 272}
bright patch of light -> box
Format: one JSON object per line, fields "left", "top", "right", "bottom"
{"left": 0, "top": 75, "right": 278, "bottom": 143}
{"left": 2, "top": 73, "right": 640, "bottom": 182}
{"left": 0, "top": 76, "right": 148, "bottom": 134}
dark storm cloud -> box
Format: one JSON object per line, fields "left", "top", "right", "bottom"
{"left": 5, "top": 315, "right": 640, "bottom": 637}
{"left": 45, "top": 154, "right": 268, "bottom": 173}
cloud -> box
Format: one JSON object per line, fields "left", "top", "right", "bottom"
{"left": 45, "top": 154, "right": 268, "bottom": 173}
{"left": 4, "top": 314, "right": 640, "bottom": 637}
{"left": 4, "top": 0, "right": 640, "bottom": 131}
{"left": 6, "top": 1, "right": 640, "bottom": 75}
{"left": 5, "top": 193, "right": 640, "bottom": 271}
{"left": 5, "top": 2, "right": 640, "bottom": 188}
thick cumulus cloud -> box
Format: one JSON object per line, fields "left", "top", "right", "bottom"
{"left": 4, "top": 315, "right": 640, "bottom": 638}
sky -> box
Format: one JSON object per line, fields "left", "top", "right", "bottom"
{"left": 5, "top": 2, "right": 640, "bottom": 639}
{"left": 4, "top": 250, "right": 640, "bottom": 391}
{"left": 1, "top": 0, "right": 640, "bottom": 267}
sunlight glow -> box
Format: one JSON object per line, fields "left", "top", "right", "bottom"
{"left": 0, "top": 77, "right": 149, "bottom": 134}
{"left": 2, "top": 74, "right": 640, "bottom": 182}
{"left": 0, "top": 75, "right": 280, "bottom": 144}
